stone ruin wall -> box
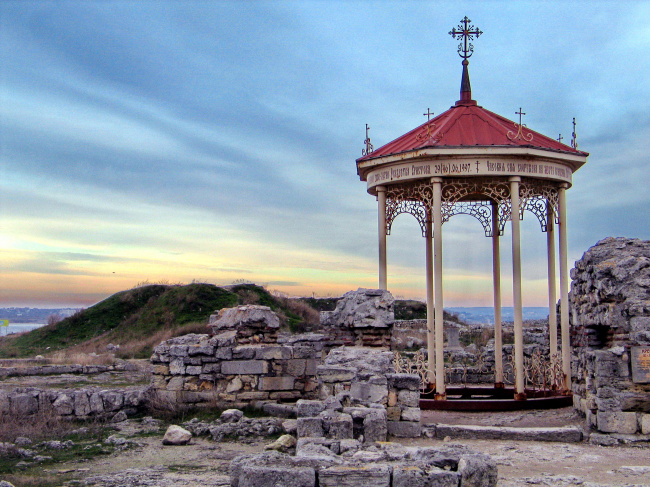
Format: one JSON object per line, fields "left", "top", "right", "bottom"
{"left": 0, "top": 386, "right": 148, "bottom": 419}
{"left": 571, "top": 237, "right": 650, "bottom": 438}
{"left": 150, "top": 305, "right": 324, "bottom": 408}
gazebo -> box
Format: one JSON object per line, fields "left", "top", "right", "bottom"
{"left": 356, "top": 18, "right": 588, "bottom": 401}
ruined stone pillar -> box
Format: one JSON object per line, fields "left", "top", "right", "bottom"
{"left": 509, "top": 176, "right": 526, "bottom": 400}
{"left": 377, "top": 186, "right": 387, "bottom": 290}
{"left": 558, "top": 183, "right": 571, "bottom": 391}
{"left": 432, "top": 177, "right": 445, "bottom": 399}
{"left": 491, "top": 200, "right": 503, "bottom": 386}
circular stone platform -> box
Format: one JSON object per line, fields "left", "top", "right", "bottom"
{"left": 420, "top": 386, "right": 572, "bottom": 411}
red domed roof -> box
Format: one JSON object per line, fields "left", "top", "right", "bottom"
{"left": 357, "top": 100, "right": 588, "bottom": 163}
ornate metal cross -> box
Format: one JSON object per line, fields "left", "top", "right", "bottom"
{"left": 507, "top": 107, "right": 533, "bottom": 142}
{"left": 423, "top": 108, "right": 434, "bottom": 121}
{"left": 571, "top": 117, "right": 578, "bottom": 149}
{"left": 557, "top": 134, "right": 563, "bottom": 143}
{"left": 449, "top": 16, "right": 483, "bottom": 59}
{"left": 362, "top": 123, "right": 374, "bottom": 155}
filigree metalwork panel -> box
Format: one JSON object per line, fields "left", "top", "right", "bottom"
{"left": 441, "top": 178, "right": 511, "bottom": 237}
{"left": 519, "top": 179, "right": 560, "bottom": 231}
{"left": 385, "top": 182, "right": 433, "bottom": 237}
{"left": 446, "top": 200, "right": 494, "bottom": 236}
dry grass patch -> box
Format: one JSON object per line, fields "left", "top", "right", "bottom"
{"left": 47, "top": 350, "right": 116, "bottom": 366}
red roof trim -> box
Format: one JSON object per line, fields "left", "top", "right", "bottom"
{"left": 357, "top": 103, "right": 588, "bottom": 163}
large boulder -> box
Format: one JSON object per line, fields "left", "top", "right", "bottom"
{"left": 209, "top": 305, "right": 280, "bottom": 333}
{"left": 321, "top": 288, "right": 394, "bottom": 329}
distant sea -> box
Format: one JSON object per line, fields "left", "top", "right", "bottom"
{"left": 446, "top": 307, "right": 550, "bottom": 324}
{"left": 1, "top": 323, "right": 46, "bottom": 335}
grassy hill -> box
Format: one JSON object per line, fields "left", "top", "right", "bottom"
{"left": 0, "top": 283, "right": 318, "bottom": 359}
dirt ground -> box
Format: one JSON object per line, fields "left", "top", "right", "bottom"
{"left": 35, "top": 408, "right": 648, "bottom": 487}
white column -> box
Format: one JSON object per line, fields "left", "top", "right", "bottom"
{"left": 377, "top": 186, "right": 387, "bottom": 290}
{"left": 491, "top": 201, "right": 503, "bottom": 386}
{"left": 432, "top": 177, "right": 445, "bottom": 399}
{"left": 425, "top": 211, "right": 435, "bottom": 386}
{"left": 558, "top": 184, "right": 571, "bottom": 392}
{"left": 509, "top": 177, "right": 526, "bottom": 399}
{"left": 547, "top": 201, "right": 558, "bottom": 360}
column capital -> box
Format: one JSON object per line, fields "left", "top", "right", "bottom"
{"left": 431, "top": 177, "right": 444, "bottom": 184}
{"left": 509, "top": 176, "right": 521, "bottom": 183}
{"left": 376, "top": 185, "right": 387, "bottom": 192}
{"left": 559, "top": 182, "right": 568, "bottom": 189}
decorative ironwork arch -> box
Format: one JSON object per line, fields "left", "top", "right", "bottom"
{"left": 385, "top": 182, "right": 432, "bottom": 237}
{"left": 519, "top": 179, "right": 560, "bottom": 232}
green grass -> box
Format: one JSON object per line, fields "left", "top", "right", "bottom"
{"left": 0, "top": 283, "right": 317, "bottom": 359}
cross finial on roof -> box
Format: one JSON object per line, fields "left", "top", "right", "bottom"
{"left": 423, "top": 108, "right": 434, "bottom": 121}
{"left": 507, "top": 107, "right": 533, "bottom": 142}
{"left": 362, "top": 123, "right": 374, "bottom": 156}
{"left": 557, "top": 134, "right": 563, "bottom": 143}
{"left": 571, "top": 117, "right": 578, "bottom": 150}
{"left": 449, "top": 16, "right": 483, "bottom": 60}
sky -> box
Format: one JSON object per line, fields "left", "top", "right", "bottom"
{"left": 1, "top": 1, "right": 649, "bottom": 309}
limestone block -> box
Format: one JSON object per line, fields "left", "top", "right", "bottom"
{"left": 53, "top": 393, "right": 74, "bottom": 415}
{"left": 286, "top": 359, "right": 306, "bottom": 376}
{"left": 202, "top": 363, "right": 221, "bottom": 374}
{"left": 186, "top": 365, "right": 202, "bottom": 375}
{"left": 458, "top": 453, "right": 498, "bottom": 487}
{"left": 101, "top": 391, "right": 124, "bottom": 412}
{"left": 387, "top": 421, "right": 421, "bottom": 438}
{"left": 167, "top": 376, "right": 185, "bottom": 391}
{"left": 214, "top": 347, "right": 233, "bottom": 360}
{"left": 169, "top": 344, "right": 188, "bottom": 357}
{"left": 222, "top": 360, "right": 268, "bottom": 375}
{"left": 271, "top": 391, "right": 301, "bottom": 400}
{"left": 74, "top": 392, "right": 91, "bottom": 416}
{"left": 226, "top": 377, "right": 244, "bottom": 393}
{"left": 322, "top": 412, "right": 353, "bottom": 440}
{"left": 597, "top": 411, "right": 638, "bottom": 434}
{"left": 642, "top": 414, "right": 650, "bottom": 435}
{"left": 317, "top": 366, "right": 356, "bottom": 382}
{"left": 152, "top": 365, "right": 170, "bottom": 375}
{"left": 10, "top": 393, "right": 38, "bottom": 416}
{"left": 187, "top": 343, "right": 214, "bottom": 356}
{"left": 387, "top": 373, "right": 421, "bottom": 391}
{"left": 319, "top": 464, "right": 391, "bottom": 487}
{"left": 259, "top": 376, "right": 295, "bottom": 391}
{"left": 239, "top": 465, "right": 315, "bottom": 487}
{"left": 237, "top": 391, "right": 269, "bottom": 400}
{"left": 297, "top": 417, "right": 324, "bottom": 438}
{"left": 305, "top": 359, "right": 319, "bottom": 376}
{"left": 169, "top": 358, "right": 186, "bottom": 375}
{"left": 297, "top": 399, "right": 326, "bottom": 418}
{"left": 386, "top": 407, "right": 401, "bottom": 421}
{"left": 233, "top": 346, "right": 257, "bottom": 360}
{"left": 294, "top": 346, "right": 319, "bottom": 359}
{"left": 256, "top": 346, "right": 292, "bottom": 360}
{"left": 162, "top": 425, "right": 192, "bottom": 445}
{"left": 401, "top": 407, "right": 421, "bottom": 422}
{"left": 210, "top": 305, "right": 280, "bottom": 332}
{"left": 393, "top": 465, "right": 459, "bottom": 487}
{"left": 349, "top": 382, "right": 388, "bottom": 404}
{"left": 398, "top": 389, "right": 421, "bottom": 408}
{"left": 89, "top": 392, "right": 104, "bottom": 413}
{"left": 221, "top": 408, "right": 244, "bottom": 423}
{"left": 363, "top": 409, "right": 387, "bottom": 443}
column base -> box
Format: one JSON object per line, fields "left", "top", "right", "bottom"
{"left": 434, "top": 393, "right": 447, "bottom": 401}
{"left": 514, "top": 392, "right": 528, "bottom": 401}
{"left": 494, "top": 382, "right": 505, "bottom": 389}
